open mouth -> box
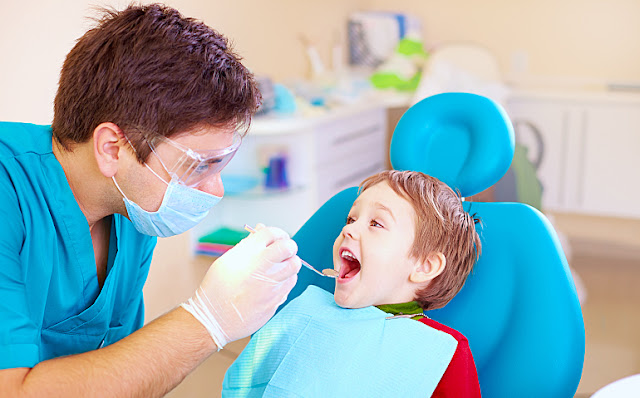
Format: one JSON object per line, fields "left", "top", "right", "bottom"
{"left": 339, "top": 248, "right": 361, "bottom": 279}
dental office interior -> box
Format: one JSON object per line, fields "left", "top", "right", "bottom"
{"left": 2, "top": 0, "right": 640, "bottom": 396}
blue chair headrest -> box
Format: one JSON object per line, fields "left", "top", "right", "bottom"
{"left": 390, "top": 93, "right": 515, "bottom": 197}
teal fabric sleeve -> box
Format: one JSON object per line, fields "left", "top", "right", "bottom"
{"left": 0, "top": 160, "right": 39, "bottom": 368}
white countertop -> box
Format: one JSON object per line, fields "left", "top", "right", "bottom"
{"left": 248, "top": 102, "right": 380, "bottom": 135}
{"left": 247, "top": 91, "right": 409, "bottom": 136}
{"left": 508, "top": 85, "right": 640, "bottom": 105}
{"left": 249, "top": 84, "right": 640, "bottom": 137}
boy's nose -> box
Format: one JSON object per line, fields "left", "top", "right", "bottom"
{"left": 342, "top": 223, "right": 359, "bottom": 240}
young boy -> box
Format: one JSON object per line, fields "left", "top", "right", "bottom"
{"left": 223, "top": 170, "right": 482, "bottom": 397}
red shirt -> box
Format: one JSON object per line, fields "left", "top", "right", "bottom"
{"left": 419, "top": 317, "right": 482, "bottom": 397}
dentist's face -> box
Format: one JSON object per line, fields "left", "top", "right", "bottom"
{"left": 332, "top": 182, "right": 419, "bottom": 308}
{"left": 119, "top": 125, "right": 233, "bottom": 212}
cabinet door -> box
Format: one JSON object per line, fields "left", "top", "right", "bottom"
{"left": 580, "top": 103, "right": 640, "bottom": 218}
{"left": 506, "top": 98, "right": 572, "bottom": 211}
{"left": 314, "top": 107, "right": 387, "bottom": 204}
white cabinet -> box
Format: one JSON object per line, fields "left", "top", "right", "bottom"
{"left": 581, "top": 104, "right": 640, "bottom": 217}
{"left": 506, "top": 99, "right": 571, "bottom": 211}
{"left": 506, "top": 91, "right": 640, "bottom": 219}
{"left": 190, "top": 104, "right": 388, "bottom": 245}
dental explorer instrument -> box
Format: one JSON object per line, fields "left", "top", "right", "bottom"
{"left": 243, "top": 224, "right": 338, "bottom": 278}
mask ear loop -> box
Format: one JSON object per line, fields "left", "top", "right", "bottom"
{"left": 112, "top": 176, "right": 130, "bottom": 200}
{"left": 144, "top": 136, "right": 192, "bottom": 185}
{"left": 122, "top": 133, "right": 171, "bottom": 185}
{"left": 144, "top": 163, "right": 170, "bottom": 186}
{"left": 145, "top": 139, "right": 173, "bottom": 181}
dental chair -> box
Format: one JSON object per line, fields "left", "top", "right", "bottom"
{"left": 286, "top": 93, "right": 585, "bottom": 397}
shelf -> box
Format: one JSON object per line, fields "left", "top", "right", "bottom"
{"left": 224, "top": 184, "right": 307, "bottom": 199}
{"left": 248, "top": 102, "right": 388, "bottom": 136}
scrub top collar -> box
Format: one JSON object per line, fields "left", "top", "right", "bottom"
{"left": 45, "top": 137, "right": 122, "bottom": 307}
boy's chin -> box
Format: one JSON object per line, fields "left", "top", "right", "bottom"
{"left": 334, "top": 300, "right": 350, "bottom": 309}
{"left": 334, "top": 292, "right": 368, "bottom": 309}
{"left": 333, "top": 291, "right": 353, "bottom": 308}
{"left": 333, "top": 294, "right": 350, "bottom": 308}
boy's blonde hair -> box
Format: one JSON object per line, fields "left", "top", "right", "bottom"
{"left": 360, "top": 170, "right": 481, "bottom": 311}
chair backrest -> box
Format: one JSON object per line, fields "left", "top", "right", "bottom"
{"left": 288, "top": 93, "right": 585, "bottom": 398}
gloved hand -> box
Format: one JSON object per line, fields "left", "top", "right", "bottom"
{"left": 182, "top": 224, "right": 301, "bottom": 350}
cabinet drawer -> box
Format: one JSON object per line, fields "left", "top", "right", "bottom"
{"left": 314, "top": 109, "right": 386, "bottom": 166}
{"left": 316, "top": 151, "right": 386, "bottom": 204}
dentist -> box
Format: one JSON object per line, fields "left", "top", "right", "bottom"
{"left": 0, "top": 4, "right": 301, "bottom": 397}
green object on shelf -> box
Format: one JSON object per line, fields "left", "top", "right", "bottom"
{"left": 199, "top": 226, "right": 250, "bottom": 246}
{"left": 370, "top": 69, "right": 422, "bottom": 91}
{"left": 397, "top": 38, "right": 427, "bottom": 57}
{"left": 396, "top": 70, "right": 422, "bottom": 92}
{"left": 370, "top": 72, "right": 402, "bottom": 90}
{"left": 370, "top": 37, "right": 427, "bottom": 92}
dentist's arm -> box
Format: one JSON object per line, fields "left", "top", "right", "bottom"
{"left": 0, "top": 226, "right": 301, "bottom": 398}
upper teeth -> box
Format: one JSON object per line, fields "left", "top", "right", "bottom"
{"left": 342, "top": 251, "right": 357, "bottom": 261}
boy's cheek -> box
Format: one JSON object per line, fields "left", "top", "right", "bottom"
{"left": 332, "top": 235, "right": 343, "bottom": 256}
{"left": 334, "top": 287, "right": 352, "bottom": 308}
{"left": 334, "top": 292, "right": 348, "bottom": 308}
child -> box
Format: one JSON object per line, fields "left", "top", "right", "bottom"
{"left": 223, "top": 170, "right": 482, "bottom": 397}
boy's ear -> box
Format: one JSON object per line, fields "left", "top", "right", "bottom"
{"left": 410, "top": 252, "right": 446, "bottom": 283}
{"left": 93, "top": 122, "right": 127, "bottom": 178}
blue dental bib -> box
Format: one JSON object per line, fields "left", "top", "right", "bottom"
{"left": 222, "top": 286, "right": 457, "bottom": 397}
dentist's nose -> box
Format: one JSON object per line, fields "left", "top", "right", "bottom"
{"left": 196, "top": 173, "right": 224, "bottom": 197}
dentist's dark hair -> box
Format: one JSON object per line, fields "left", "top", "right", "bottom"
{"left": 360, "top": 170, "right": 481, "bottom": 311}
{"left": 52, "top": 3, "right": 261, "bottom": 162}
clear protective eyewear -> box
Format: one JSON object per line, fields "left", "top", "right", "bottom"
{"left": 145, "top": 132, "right": 242, "bottom": 188}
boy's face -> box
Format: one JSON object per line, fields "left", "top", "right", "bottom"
{"left": 332, "top": 182, "right": 420, "bottom": 308}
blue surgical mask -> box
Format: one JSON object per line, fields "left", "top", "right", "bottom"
{"left": 112, "top": 165, "right": 221, "bottom": 237}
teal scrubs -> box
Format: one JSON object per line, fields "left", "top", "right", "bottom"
{"left": 0, "top": 122, "right": 157, "bottom": 369}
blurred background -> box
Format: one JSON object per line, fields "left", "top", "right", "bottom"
{"left": 1, "top": 0, "right": 639, "bottom": 396}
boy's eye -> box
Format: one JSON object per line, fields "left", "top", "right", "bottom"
{"left": 370, "top": 219, "right": 383, "bottom": 228}
{"left": 346, "top": 216, "right": 355, "bottom": 225}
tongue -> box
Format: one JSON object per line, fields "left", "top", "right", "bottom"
{"left": 345, "top": 267, "right": 360, "bottom": 278}
{"left": 342, "top": 260, "right": 361, "bottom": 278}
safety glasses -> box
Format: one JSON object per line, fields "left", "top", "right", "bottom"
{"left": 146, "top": 132, "right": 242, "bottom": 188}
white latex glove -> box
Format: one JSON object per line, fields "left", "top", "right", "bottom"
{"left": 182, "top": 224, "right": 301, "bottom": 350}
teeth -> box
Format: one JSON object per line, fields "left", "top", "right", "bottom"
{"left": 341, "top": 251, "right": 357, "bottom": 261}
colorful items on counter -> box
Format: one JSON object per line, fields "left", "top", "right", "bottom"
{"left": 196, "top": 226, "right": 250, "bottom": 257}
{"left": 273, "top": 83, "right": 297, "bottom": 114}
{"left": 264, "top": 153, "right": 289, "bottom": 189}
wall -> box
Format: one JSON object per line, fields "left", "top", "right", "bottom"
{"left": 196, "top": 0, "right": 362, "bottom": 82}
{"left": 0, "top": 0, "right": 362, "bottom": 125}
{"left": 4, "top": 0, "right": 640, "bottom": 125}
{"left": 364, "top": 0, "right": 640, "bottom": 87}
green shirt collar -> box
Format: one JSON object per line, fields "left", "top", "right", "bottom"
{"left": 376, "top": 301, "right": 425, "bottom": 320}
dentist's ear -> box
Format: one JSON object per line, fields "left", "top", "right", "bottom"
{"left": 93, "top": 122, "right": 127, "bottom": 178}
{"left": 410, "top": 252, "right": 446, "bottom": 283}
